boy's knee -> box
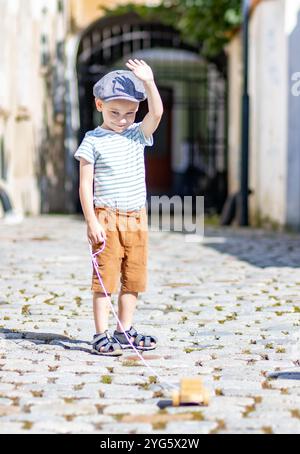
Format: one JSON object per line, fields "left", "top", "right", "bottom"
{"left": 93, "top": 291, "right": 111, "bottom": 298}
{"left": 122, "top": 291, "right": 138, "bottom": 295}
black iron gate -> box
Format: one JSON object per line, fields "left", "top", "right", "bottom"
{"left": 76, "top": 12, "right": 227, "bottom": 213}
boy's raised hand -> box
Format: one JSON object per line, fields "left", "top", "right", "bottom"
{"left": 126, "top": 59, "right": 154, "bottom": 83}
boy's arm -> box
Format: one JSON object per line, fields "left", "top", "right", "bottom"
{"left": 141, "top": 80, "right": 163, "bottom": 139}
{"left": 126, "top": 59, "right": 163, "bottom": 139}
{"left": 79, "top": 159, "right": 97, "bottom": 225}
{"left": 78, "top": 159, "right": 106, "bottom": 243}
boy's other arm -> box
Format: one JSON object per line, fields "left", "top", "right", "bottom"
{"left": 125, "top": 59, "right": 163, "bottom": 139}
{"left": 140, "top": 80, "right": 163, "bottom": 139}
{"left": 79, "top": 159, "right": 106, "bottom": 243}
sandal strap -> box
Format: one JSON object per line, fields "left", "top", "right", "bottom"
{"left": 93, "top": 332, "right": 120, "bottom": 353}
{"left": 93, "top": 333, "right": 108, "bottom": 346}
{"left": 134, "top": 334, "right": 156, "bottom": 347}
{"left": 134, "top": 334, "right": 144, "bottom": 346}
{"left": 113, "top": 327, "right": 136, "bottom": 343}
{"left": 127, "top": 327, "right": 137, "bottom": 337}
{"left": 113, "top": 327, "right": 157, "bottom": 347}
{"left": 143, "top": 336, "right": 151, "bottom": 348}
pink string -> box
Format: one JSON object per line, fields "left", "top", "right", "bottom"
{"left": 88, "top": 239, "right": 175, "bottom": 388}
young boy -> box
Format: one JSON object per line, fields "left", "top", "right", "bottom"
{"left": 74, "top": 59, "right": 163, "bottom": 356}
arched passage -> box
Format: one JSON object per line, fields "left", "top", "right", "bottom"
{"left": 75, "top": 12, "right": 227, "bottom": 212}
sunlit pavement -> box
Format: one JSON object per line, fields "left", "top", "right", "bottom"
{"left": 1, "top": 214, "right": 300, "bottom": 434}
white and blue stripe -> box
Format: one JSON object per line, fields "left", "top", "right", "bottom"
{"left": 74, "top": 122, "right": 153, "bottom": 211}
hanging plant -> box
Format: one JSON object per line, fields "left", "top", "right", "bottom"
{"left": 100, "top": 0, "right": 242, "bottom": 57}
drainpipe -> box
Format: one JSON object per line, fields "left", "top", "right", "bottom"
{"left": 239, "top": 0, "right": 251, "bottom": 226}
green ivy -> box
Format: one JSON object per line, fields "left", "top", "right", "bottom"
{"left": 100, "top": 0, "right": 242, "bottom": 57}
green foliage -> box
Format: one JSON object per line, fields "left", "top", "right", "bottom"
{"left": 101, "top": 0, "right": 242, "bottom": 57}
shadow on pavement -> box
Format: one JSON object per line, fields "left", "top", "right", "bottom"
{"left": 267, "top": 370, "right": 300, "bottom": 380}
{"left": 165, "top": 222, "right": 300, "bottom": 268}
{"left": 202, "top": 227, "right": 300, "bottom": 268}
{"left": 0, "top": 328, "right": 92, "bottom": 353}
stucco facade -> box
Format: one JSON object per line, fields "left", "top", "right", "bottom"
{"left": 227, "top": 0, "right": 300, "bottom": 230}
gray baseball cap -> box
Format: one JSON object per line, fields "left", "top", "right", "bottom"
{"left": 93, "top": 70, "right": 147, "bottom": 103}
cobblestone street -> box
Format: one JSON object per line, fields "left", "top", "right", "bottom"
{"left": 1, "top": 214, "right": 300, "bottom": 434}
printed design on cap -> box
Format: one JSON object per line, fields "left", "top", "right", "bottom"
{"left": 112, "top": 76, "right": 145, "bottom": 100}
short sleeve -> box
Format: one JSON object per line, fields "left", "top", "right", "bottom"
{"left": 132, "top": 122, "right": 154, "bottom": 147}
{"left": 74, "top": 136, "right": 95, "bottom": 164}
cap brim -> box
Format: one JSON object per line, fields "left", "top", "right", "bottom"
{"left": 102, "top": 95, "right": 145, "bottom": 103}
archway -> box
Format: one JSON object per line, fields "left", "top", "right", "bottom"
{"left": 75, "top": 12, "right": 227, "bottom": 212}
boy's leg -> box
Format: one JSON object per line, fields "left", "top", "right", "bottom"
{"left": 92, "top": 291, "right": 123, "bottom": 356}
{"left": 93, "top": 291, "right": 111, "bottom": 334}
{"left": 116, "top": 291, "right": 155, "bottom": 347}
{"left": 116, "top": 291, "right": 138, "bottom": 332}
{"left": 115, "top": 208, "right": 155, "bottom": 348}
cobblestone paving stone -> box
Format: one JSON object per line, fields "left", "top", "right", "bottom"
{"left": 0, "top": 214, "right": 300, "bottom": 434}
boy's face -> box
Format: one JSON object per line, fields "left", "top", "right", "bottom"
{"left": 95, "top": 98, "right": 139, "bottom": 133}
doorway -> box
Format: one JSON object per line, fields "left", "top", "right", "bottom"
{"left": 136, "top": 87, "right": 173, "bottom": 194}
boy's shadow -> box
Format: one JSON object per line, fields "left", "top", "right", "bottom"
{"left": 0, "top": 328, "right": 92, "bottom": 354}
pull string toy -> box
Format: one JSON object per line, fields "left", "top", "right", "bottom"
{"left": 88, "top": 239, "right": 177, "bottom": 391}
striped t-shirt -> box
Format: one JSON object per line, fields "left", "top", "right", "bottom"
{"left": 74, "top": 122, "right": 153, "bottom": 211}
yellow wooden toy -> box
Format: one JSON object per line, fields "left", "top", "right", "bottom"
{"left": 172, "top": 377, "right": 210, "bottom": 406}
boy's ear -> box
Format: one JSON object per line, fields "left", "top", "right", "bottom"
{"left": 95, "top": 98, "right": 103, "bottom": 111}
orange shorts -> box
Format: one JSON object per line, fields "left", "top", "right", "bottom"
{"left": 91, "top": 206, "right": 148, "bottom": 294}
